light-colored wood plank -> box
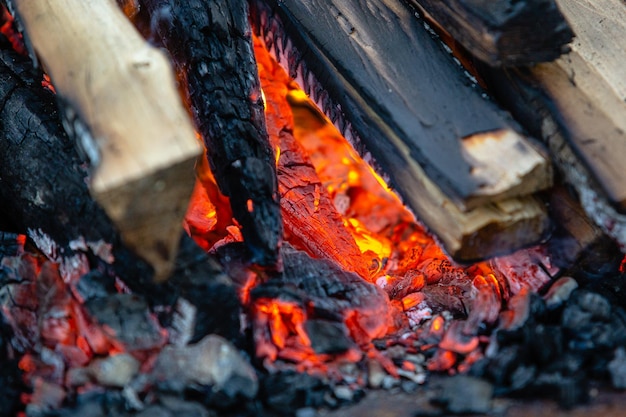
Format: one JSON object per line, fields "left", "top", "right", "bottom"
{"left": 14, "top": 0, "right": 202, "bottom": 281}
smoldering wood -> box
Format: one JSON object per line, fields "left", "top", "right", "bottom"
{"left": 0, "top": 41, "right": 155, "bottom": 289}
{"left": 141, "top": 0, "right": 283, "bottom": 268}
{"left": 250, "top": 0, "right": 552, "bottom": 211}
{"left": 255, "top": 40, "right": 370, "bottom": 280}
{"left": 250, "top": 0, "right": 551, "bottom": 262}
{"left": 11, "top": 0, "right": 202, "bottom": 282}
{"left": 405, "top": 0, "right": 573, "bottom": 66}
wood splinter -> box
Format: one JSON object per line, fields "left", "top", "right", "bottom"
{"left": 12, "top": 0, "right": 202, "bottom": 281}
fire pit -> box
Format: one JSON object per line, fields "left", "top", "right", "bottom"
{"left": 2, "top": 0, "right": 626, "bottom": 416}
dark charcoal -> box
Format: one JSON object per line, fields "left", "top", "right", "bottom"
{"left": 260, "top": 371, "right": 329, "bottom": 415}
{"left": 0, "top": 311, "right": 24, "bottom": 417}
{"left": 473, "top": 278, "right": 626, "bottom": 407}
{"left": 165, "top": 235, "right": 241, "bottom": 343}
{"left": 85, "top": 294, "right": 164, "bottom": 351}
{"left": 304, "top": 320, "right": 356, "bottom": 354}
{"left": 75, "top": 270, "right": 117, "bottom": 302}
{"left": 431, "top": 375, "right": 493, "bottom": 414}
{"left": 0, "top": 231, "right": 21, "bottom": 258}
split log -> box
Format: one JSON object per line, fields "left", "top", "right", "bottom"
{"left": 11, "top": 0, "right": 202, "bottom": 281}
{"left": 479, "top": 0, "right": 626, "bottom": 250}
{"left": 250, "top": 0, "right": 551, "bottom": 261}
{"left": 141, "top": 0, "right": 283, "bottom": 268}
{"left": 405, "top": 0, "right": 573, "bottom": 66}
{"left": 0, "top": 40, "right": 155, "bottom": 289}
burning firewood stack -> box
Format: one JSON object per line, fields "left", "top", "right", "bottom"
{"left": 1, "top": 0, "right": 626, "bottom": 416}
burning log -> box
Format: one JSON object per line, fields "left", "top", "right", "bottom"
{"left": 254, "top": 35, "right": 370, "bottom": 279}
{"left": 141, "top": 0, "right": 283, "bottom": 268}
{"left": 479, "top": 0, "right": 626, "bottom": 251}
{"left": 405, "top": 0, "right": 573, "bottom": 66}
{"left": 250, "top": 0, "right": 552, "bottom": 261}
{"left": 9, "top": 0, "right": 202, "bottom": 281}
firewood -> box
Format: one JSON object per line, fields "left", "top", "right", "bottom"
{"left": 250, "top": 0, "right": 551, "bottom": 261}
{"left": 0, "top": 42, "right": 154, "bottom": 287}
{"left": 11, "top": 0, "right": 202, "bottom": 281}
{"left": 405, "top": 0, "right": 573, "bottom": 66}
{"left": 479, "top": 0, "right": 626, "bottom": 250}
{"left": 141, "top": 0, "right": 283, "bottom": 268}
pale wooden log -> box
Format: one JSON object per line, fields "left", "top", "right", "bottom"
{"left": 13, "top": 0, "right": 202, "bottom": 281}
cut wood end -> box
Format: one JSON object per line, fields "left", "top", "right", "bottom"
{"left": 460, "top": 129, "right": 552, "bottom": 209}
{"left": 92, "top": 155, "right": 199, "bottom": 282}
{"left": 436, "top": 196, "right": 550, "bottom": 262}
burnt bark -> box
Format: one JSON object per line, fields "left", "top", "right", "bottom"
{"left": 0, "top": 37, "right": 154, "bottom": 287}
{"left": 141, "top": 0, "right": 283, "bottom": 267}
{"left": 405, "top": 0, "right": 573, "bottom": 66}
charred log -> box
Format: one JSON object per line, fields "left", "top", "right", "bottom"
{"left": 141, "top": 0, "right": 283, "bottom": 268}
{"left": 250, "top": 0, "right": 552, "bottom": 261}
{"left": 405, "top": 0, "right": 573, "bottom": 66}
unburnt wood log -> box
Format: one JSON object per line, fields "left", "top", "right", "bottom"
{"left": 405, "top": 0, "right": 573, "bottom": 66}
{"left": 11, "top": 0, "right": 202, "bottom": 281}
{"left": 141, "top": 0, "right": 283, "bottom": 268}
{"left": 0, "top": 40, "right": 155, "bottom": 287}
{"left": 250, "top": 0, "right": 551, "bottom": 261}
{"left": 479, "top": 0, "right": 626, "bottom": 251}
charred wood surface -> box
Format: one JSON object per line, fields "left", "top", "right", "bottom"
{"left": 405, "top": 0, "right": 573, "bottom": 66}
{"left": 141, "top": 0, "right": 283, "bottom": 267}
{"left": 251, "top": 0, "right": 550, "bottom": 261}
{"left": 0, "top": 40, "right": 154, "bottom": 289}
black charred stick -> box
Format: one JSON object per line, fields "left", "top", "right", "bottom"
{"left": 141, "top": 0, "right": 283, "bottom": 267}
